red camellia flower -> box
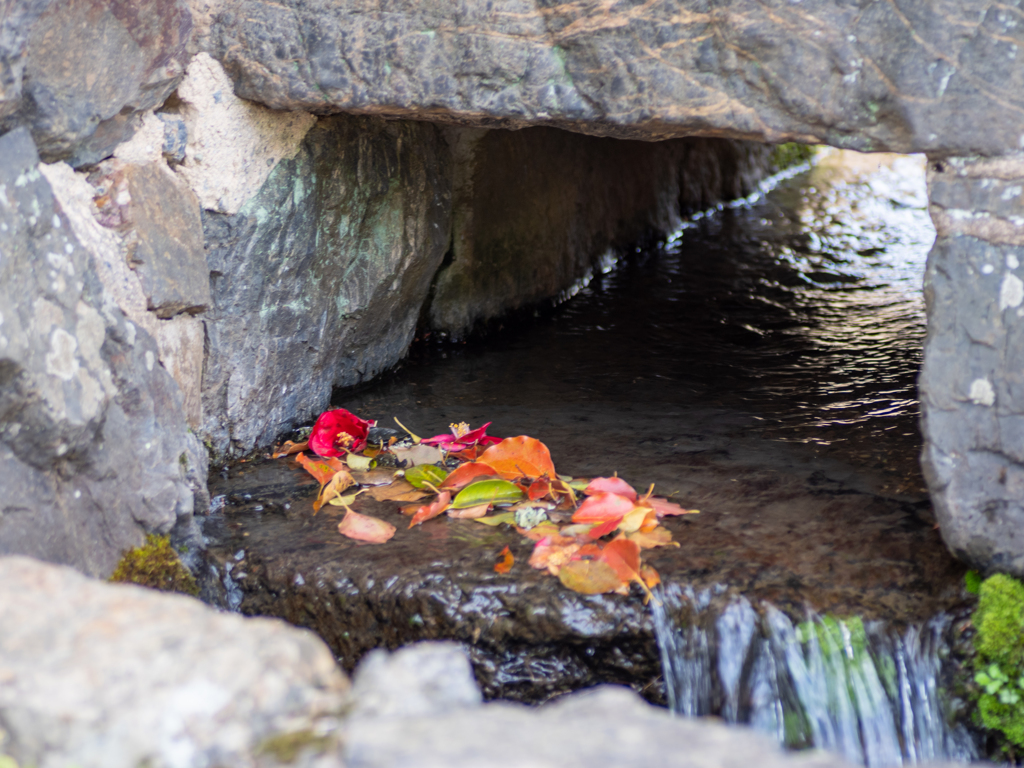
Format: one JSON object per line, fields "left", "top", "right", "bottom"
{"left": 309, "top": 408, "right": 375, "bottom": 457}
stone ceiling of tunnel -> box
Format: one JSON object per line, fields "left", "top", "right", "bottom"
{"left": 205, "top": 0, "right": 1024, "bottom": 156}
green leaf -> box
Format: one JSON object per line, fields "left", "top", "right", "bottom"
{"left": 451, "top": 478, "right": 524, "bottom": 509}
{"left": 473, "top": 511, "right": 517, "bottom": 526}
{"left": 346, "top": 453, "right": 375, "bottom": 471}
{"left": 404, "top": 464, "right": 449, "bottom": 489}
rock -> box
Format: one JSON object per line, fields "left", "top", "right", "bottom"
{"left": 429, "top": 130, "right": 771, "bottom": 336}
{"left": 1, "top": 0, "right": 192, "bottom": 166}
{"left": 920, "top": 153, "right": 1024, "bottom": 578}
{"left": 0, "top": 127, "right": 203, "bottom": 576}
{"left": 0, "top": 555, "right": 349, "bottom": 768}
{"left": 198, "top": 114, "right": 452, "bottom": 456}
{"left": 208, "top": 0, "right": 1023, "bottom": 156}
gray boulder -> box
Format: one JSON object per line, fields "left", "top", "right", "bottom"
{"left": 208, "top": 0, "right": 1023, "bottom": 155}
{"left": 0, "top": 555, "right": 349, "bottom": 768}
{"left": 0, "top": 127, "right": 203, "bottom": 576}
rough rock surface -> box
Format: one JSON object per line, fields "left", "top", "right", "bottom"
{"left": 0, "top": 127, "right": 204, "bottom": 576}
{"left": 199, "top": 114, "right": 452, "bottom": 456}
{"left": 0, "top": 556, "right": 349, "bottom": 768}
{"left": 1, "top": 0, "right": 192, "bottom": 166}
{"left": 921, "top": 153, "right": 1024, "bottom": 578}
{"left": 207, "top": 0, "right": 1024, "bottom": 156}
{"left": 430, "top": 130, "right": 771, "bottom": 336}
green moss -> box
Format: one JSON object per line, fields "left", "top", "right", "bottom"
{"left": 972, "top": 573, "right": 1024, "bottom": 748}
{"left": 109, "top": 534, "right": 199, "bottom": 597}
{"left": 255, "top": 730, "right": 333, "bottom": 764}
{"left": 771, "top": 142, "right": 816, "bottom": 171}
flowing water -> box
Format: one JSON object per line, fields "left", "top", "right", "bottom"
{"left": 207, "top": 150, "right": 979, "bottom": 765}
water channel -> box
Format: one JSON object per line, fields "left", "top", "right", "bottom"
{"left": 204, "top": 150, "right": 978, "bottom": 766}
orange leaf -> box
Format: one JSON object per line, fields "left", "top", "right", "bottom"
{"left": 640, "top": 564, "right": 661, "bottom": 589}
{"left": 617, "top": 505, "right": 658, "bottom": 534}
{"left": 584, "top": 476, "right": 637, "bottom": 501}
{"left": 366, "top": 481, "right": 430, "bottom": 503}
{"left": 520, "top": 521, "right": 563, "bottom": 542}
{"left": 494, "top": 545, "right": 514, "bottom": 574}
{"left": 648, "top": 497, "right": 699, "bottom": 517}
{"left": 599, "top": 538, "right": 642, "bottom": 583}
{"left": 313, "top": 468, "right": 356, "bottom": 512}
{"left": 571, "top": 492, "right": 635, "bottom": 524}
{"left": 409, "top": 492, "right": 451, "bottom": 528}
{"left": 528, "top": 535, "right": 580, "bottom": 575}
{"left": 477, "top": 436, "right": 557, "bottom": 481}
{"left": 447, "top": 502, "right": 490, "bottom": 519}
{"left": 272, "top": 440, "right": 308, "bottom": 458}
{"left": 627, "top": 526, "right": 679, "bottom": 549}
{"left": 450, "top": 445, "right": 485, "bottom": 461}
{"left": 439, "top": 462, "right": 498, "bottom": 491}
{"left": 558, "top": 558, "right": 628, "bottom": 595}
{"left": 296, "top": 452, "right": 348, "bottom": 485}
{"left": 337, "top": 509, "right": 396, "bottom": 543}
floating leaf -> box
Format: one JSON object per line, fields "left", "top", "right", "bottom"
{"left": 337, "top": 509, "right": 395, "bottom": 543}
{"left": 365, "top": 481, "right": 430, "bottom": 503}
{"left": 572, "top": 492, "right": 634, "bottom": 524}
{"left": 558, "top": 557, "right": 628, "bottom": 595}
{"left": 314, "top": 469, "right": 356, "bottom": 512}
{"left": 450, "top": 478, "right": 524, "bottom": 509}
{"left": 494, "top": 545, "right": 514, "bottom": 574}
{"left": 474, "top": 511, "right": 517, "bottom": 526}
{"left": 529, "top": 534, "right": 581, "bottom": 575}
{"left": 296, "top": 452, "right": 348, "bottom": 485}
{"left": 627, "top": 526, "right": 679, "bottom": 549}
{"left": 447, "top": 503, "right": 491, "bottom": 519}
{"left": 350, "top": 468, "right": 397, "bottom": 486}
{"left": 584, "top": 476, "right": 637, "bottom": 500}
{"left": 440, "top": 461, "right": 498, "bottom": 491}
{"left": 393, "top": 444, "right": 445, "bottom": 467}
{"left": 272, "top": 440, "right": 308, "bottom": 458}
{"left": 404, "top": 464, "right": 449, "bottom": 490}
{"left": 648, "top": 497, "right": 699, "bottom": 517}
{"left": 327, "top": 490, "right": 362, "bottom": 508}
{"left": 409, "top": 491, "right": 452, "bottom": 528}
{"left": 478, "top": 436, "right": 557, "bottom": 481}
{"left": 345, "top": 453, "right": 375, "bottom": 471}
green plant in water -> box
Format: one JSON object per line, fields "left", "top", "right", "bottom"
{"left": 108, "top": 534, "right": 199, "bottom": 597}
{"left": 971, "top": 573, "right": 1024, "bottom": 748}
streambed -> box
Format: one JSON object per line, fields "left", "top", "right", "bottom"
{"left": 202, "top": 151, "right": 976, "bottom": 761}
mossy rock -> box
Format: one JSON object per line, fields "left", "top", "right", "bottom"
{"left": 109, "top": 534, "right": 199, "bottom": 597}
{"left": 972, "top": 573, "right": 1024, "bottom": 749}
{"left": 771, "top": 142, "right": 816, "bottom": 171}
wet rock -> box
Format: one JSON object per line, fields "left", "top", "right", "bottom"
{"left": 0, "top": 127, "right": 203, "bottom": 576}
{"left": 429, "top": 130, "right": 771, "bottom": 337}
{"left": 207, "top": 0, "right": 1022, "bottom": 155}
{"left": 198, "top": 114, "right": 452, "bottom": 456}
{"left": 921, "top": 153, "right": 1024, "bottom": 578}
{"left": 0, "top": 0, "right": 192, "bottom": 166}
{"left": 0, "top": 555, "right": 349, "bottom": 768}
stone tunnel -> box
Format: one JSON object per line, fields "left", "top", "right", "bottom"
{"left": 1, "top": 0, "right": 1023, "bottom": 579}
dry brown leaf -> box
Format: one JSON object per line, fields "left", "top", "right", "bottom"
{"left": 446, "top": 502, "right": 490, "bottom": 519}
{"left": 365, "top": 481, "right": 430, "bottom": 503}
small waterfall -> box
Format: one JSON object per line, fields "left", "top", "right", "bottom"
{"left": 651, "top": 585, "right": 976, "bottom": 767}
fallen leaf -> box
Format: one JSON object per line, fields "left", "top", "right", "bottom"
{"left": 296, "top": 452, "right": 349, "bottom": 485}
{"left": 584, "top": 476, "right": 637, "bottom": 501}
{"left": 337, "top": 509, "right": 396, "bottom": 543}
{"left": 310, "top": 408, "right": 374, "bottom": 457}
{"left": 519, "top": 521, "right": 563, "bottom": 542}
{"left": 616, "top": 505, "right": 658, "bottom": 534}
{"left": 404, "top": 464, "right": 449, "bottom": 489}
{"left": 272, "top": 440, "right": 308, "bottom": 458}
{"left": 494, "top": 545, "right": 514, "bottom": 574}
{"left": 345, "top": 453, "right": 375, "bottom": 471}
{"left": 314, "top": 468, "right": 356, "bottom": 512}
{"left": 640, "top": 564, "right": 661, "bottom": 589}
{"left": 572, "top": 492, "right": 635, "bottom": 524}
{"left": 529, "top": 535, "right": 581, "bottom": 575}
{"left": 585, "top": 518, "right": 620, "bottom": 539}
{"left": 558, "top": 558, "right": 628, "bottom": 595}
{"left": 365, "top": 481, "right": 430, "bottom": 503}
{"left": 350, "top": 468, "right": 398, "bottom": 486}
{"left": 474, "top": 510, "right": 517, "bottom": 526}
{"left": 599, "top": 538, "right": 642, "bottom": 583}
{"left": 627, "top": 526, "right": 679, "bottom": 549}
{"left": 450, "top": 478, "right": 524, "bottom": 509}
{"left": 439, "top": 461, "right": 498, "bottom": 491}
{"left": 447, "top": 503, "right": 491, "bottom": 519}
{"left": 409, "top": 491, "right": 452, "bottom": 528}
{"left": 648, "top": 497, "right": 699, "bottom": 517}
{"left": 478, "top": 436, "right": 557, "bottom": 481}
{"left": 327, "top": 490, "right": 362, "bottom": 508}
{"left": 392, "top": 444, "right": 445, "bottom": 467}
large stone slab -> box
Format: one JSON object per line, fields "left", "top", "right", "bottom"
{"left": 920, "top": 153, "right": 1024, "bottom": 578}
{"left": 0, "top": 555, "right": 349, "bottom": 768}
{"left": 199, "top": 114, "right": 452, "bottom": 456}
{"left": 207, "top": 0, "right": 1024, "bottom": 155}
{"left": 1, "top": 0, "right": 192, "bottom": 166}
{"left": 0, "top": 127, "right": 204, "bottom": 576}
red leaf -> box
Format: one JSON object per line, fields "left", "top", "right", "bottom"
{"left": 584, "top": 476, "right": 637, "bottom": 501}
{"left": 586, "top": 518, "right": 620, "bottom": 539}
{"left": 647, "top": 497, "right": 699, "bottom": 518}
{"left": 408, "top": 491, "right": 452, "bottom": 528}
{"left": 295, "top": 452, "right": 348, "bottom": 485}
{"left": 599, "top": 538, "right": 642, "bottom": 583}
{"left": 439, "top": 462, "right": 498, "bottom": 491}
{"left": 309, "top": 408, "right": 374, "bottom": 457}
{"left": 477, "top": 436, "right": 557, "bottom": 481}
{"left": 338, "top": 509, "right": 395, "bottom": 543}
{"left": 494, "top": 545, "right": 514, "bottom": 574}
{"left": 571, "top": 492, "right": 635, "bottom": 524}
